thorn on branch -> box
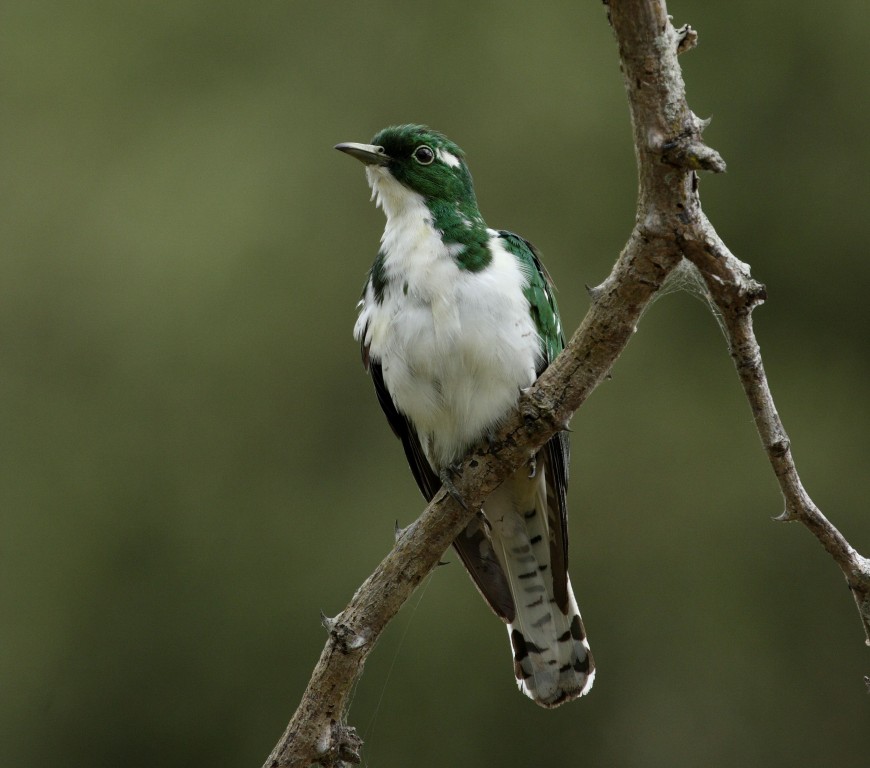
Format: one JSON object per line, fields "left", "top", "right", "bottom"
{"left": 773, "top": 508, "right": 799, "bottom": 523}
{"left": 394, "top": 520, "right": 406, "bottom": 541}
{"left": 661, "top": 136, "right": 727, "bottom": 174}
{"left": 586, "top": 282, "right": 606, "bottom": 301}
{"left": 693, "top": 113, "right": 712, "bottom": 134}
{"left": 676, "top": 24, "right": 698, "bottom": 54}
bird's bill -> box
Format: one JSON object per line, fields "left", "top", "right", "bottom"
{"left": 334, "top": 142, "right": 392, "bottom": 166}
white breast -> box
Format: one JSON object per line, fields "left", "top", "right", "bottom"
{"left": 354, "top": 171, "right": 542, "bottom": 469}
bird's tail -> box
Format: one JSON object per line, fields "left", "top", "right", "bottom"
{"left": 507, "top": 573, "right": 594, "bottom": 707}
{"left": 486, "top": 482, "right": 595, "bottom": 708}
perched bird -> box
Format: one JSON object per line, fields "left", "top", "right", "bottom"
{"left": 336, "top": 125, "right": 594, "bottom": 707}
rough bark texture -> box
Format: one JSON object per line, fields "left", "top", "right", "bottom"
{"left": 263, "top": 2, "right": 869, "bottom": 765}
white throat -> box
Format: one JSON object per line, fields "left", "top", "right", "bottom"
{"left": 365, "top": 165, "right": 426, "bottom": 223}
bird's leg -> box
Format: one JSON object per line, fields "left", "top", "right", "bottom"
{"left": 439, "top": 463, "right": 469, "bottom": 511}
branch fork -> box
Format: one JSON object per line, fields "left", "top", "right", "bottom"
{"left": 265, "top": 2, "right": 869, "bottom": 765}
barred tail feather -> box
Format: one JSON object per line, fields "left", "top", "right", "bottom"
{"left": 487, "top": 477, "right": 595, "bottom": 707}
{"left": 508, "top": 575, "right": 594, "bottom": 707}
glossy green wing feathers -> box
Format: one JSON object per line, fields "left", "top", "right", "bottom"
{"left": 497, "top": 231, "right": 564, "bottom": 366}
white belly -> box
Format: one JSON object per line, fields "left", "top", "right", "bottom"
{"left": 356, "top": 230, "right": 542, "bottom": 469}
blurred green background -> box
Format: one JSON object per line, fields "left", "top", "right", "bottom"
{"left": 2, "top": 1, "right": 868, "bottom": 766}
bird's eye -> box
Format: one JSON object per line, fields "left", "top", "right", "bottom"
{"left": 413, "top": 145, "right": 435, "bottom": 165}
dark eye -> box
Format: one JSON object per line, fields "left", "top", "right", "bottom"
{"left": 413, "top": 145, "right": 435, "bottom": 165}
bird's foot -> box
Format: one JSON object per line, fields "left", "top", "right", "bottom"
{"left": 439, "top": 464, "right": 469, "bottom": 511}
{"left": 527, "top": 452, "right": 537, "bottom": 479}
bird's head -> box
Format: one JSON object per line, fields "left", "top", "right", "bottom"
{"left": 336, "top": 124, "right": 479, "bottom": 219}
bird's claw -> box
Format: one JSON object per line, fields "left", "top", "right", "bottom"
{"left": 439, "top": 464, "right": 469, "bottom": 511}
{"left": 527, "top": 453, "right": 537, "bottom": 479}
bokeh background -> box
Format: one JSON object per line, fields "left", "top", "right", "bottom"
{"left": 2, "top": 1, "right": 869, "bottom": 766}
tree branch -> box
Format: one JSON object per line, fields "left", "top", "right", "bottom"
{"left": 264, "top": 2, "right": 869, "bottom": 765}
{"left": 679, "top": 218, "right": 870, "bottom": 643}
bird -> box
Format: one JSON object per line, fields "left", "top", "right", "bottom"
{"left": 335, "top": 124, "right": 594, "bottom": 707}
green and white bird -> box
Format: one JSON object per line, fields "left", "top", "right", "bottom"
{"left": 336, "top": 125, "right": 594, "bottom": 708}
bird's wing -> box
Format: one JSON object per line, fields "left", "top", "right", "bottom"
{"left": 361, "top": 338, "right": 516, "bottom": 621}
{"left": 363, "top": 345, "right": 440, "bottom": 499}
{"left": 498, "top": 231, "right": 571, "bottom": 609}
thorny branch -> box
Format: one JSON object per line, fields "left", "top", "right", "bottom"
{"left": 678, "top": 220, "right": 870, "bottom": 642}
{"left": 264, "top": 1, "right": 869, "bottom": 765}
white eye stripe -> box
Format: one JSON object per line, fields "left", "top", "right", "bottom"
{"left": 436, "top": 149, "right": 461, "bottom": 168}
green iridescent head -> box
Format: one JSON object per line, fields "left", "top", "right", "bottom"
{"left": 336, "top": 124, "right": 490, "bottom": 271}
{"left": 336, "top": 124, "right": 477, "bottom": 207}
